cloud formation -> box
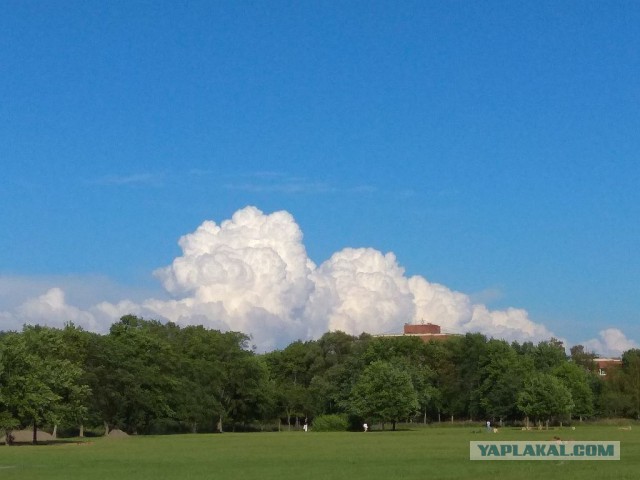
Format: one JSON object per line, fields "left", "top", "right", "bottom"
{"left": 0, "top": 206, "right": 636, "bottom": 353}
{"left": 583, "top": 329, "right": 639, "bottom": 358}
{"left": 12, "top": 288, "right": 100, "bottom": 331}
{"left": 90, "top": 172, "right": 165, "bottom": 187}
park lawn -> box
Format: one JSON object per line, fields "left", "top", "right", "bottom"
{"left": 0, "top": 425, "right": 638, "bottom": 480}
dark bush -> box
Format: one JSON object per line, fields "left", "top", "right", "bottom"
{"left": 312, "top": 414, "right": 349, "bottom": 432}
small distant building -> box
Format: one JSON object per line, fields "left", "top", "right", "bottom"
{"left": 593, "top": 358, "right": 622, "bottom": 378}
{"left": 376, "top": 323, "right": 455, "bottom": 342}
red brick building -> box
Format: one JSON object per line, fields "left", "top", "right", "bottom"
{"left": 593, "top": 358, "right": 622, "bottom": 378}
{"left": 376, "top": 323, "right": 455, "bottom": 342}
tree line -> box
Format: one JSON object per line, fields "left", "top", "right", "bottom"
{"left": 1, "top": 315, "right": 639, "bottom": 442}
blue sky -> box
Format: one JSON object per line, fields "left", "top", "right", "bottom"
{"left": 1, "top": 1, "right": 639, "bottom": 352}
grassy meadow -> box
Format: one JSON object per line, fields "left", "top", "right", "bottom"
{"left": 0, "top": 424, "right": 638, "bottom": 480}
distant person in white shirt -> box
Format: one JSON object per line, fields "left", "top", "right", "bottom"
{"left": 363, "top": 423, "right": 368, "bottom": 432}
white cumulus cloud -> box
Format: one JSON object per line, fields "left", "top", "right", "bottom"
{"left": 147, "top": 206, "right": 317, "bottom": 349}
{"left": 14, "top": 288, "right": 100, "bottom": 331}
{"left": 1, "top": 206, "right": 636, "bottom": 352}
{"left": 583, "top": 328, "right": 639, "bottom": 358}
{"left": 305, "top": 248, "right": 416, "bottom": 337}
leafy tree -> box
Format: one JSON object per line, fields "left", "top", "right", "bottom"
{"left": 597, "top": 369, "right": 631, "bottom": 417}
{"left": 361, "top": 336, "right": 439, "bottom": 423}
{"left": 570, "top": 344, "right": 597, "bottom": 373}
{"left": 411, "top": 363, "right": 439, "bottom": 424}
{"left": 22, "top": 324, "right": 93, "bottom": 436}
{"left": 473, "top": 339, "right": 533, "bottom": 423}
{"left": 442, "top": 333, "right": 488, "bottom": 418}
{"left": 210, "top": 331, "right": 268, "bottom": 431}
{"left": 0, "top": 349, "right": 19, "bottom": 443}
{"left": 361, "top": 336, "right": 424, "bottom": 365}
{"left": 420, "top": 340, "right": 452, "bottom": 421}
{"left": 86, "top": 316, "right": 177, "bottom": 434}
{"left": 172, "top": 325, "right": 226, "bottom": 432}
{"left": 318, "top": 331, "right": 362, "bottom": 367}
{"left": 267, "top": 332, "right": 371, "bottom": 424}
{"left": 347, "top": 360, "right": 418, "bottom": 430}
{"left": 517, "top": 372, "right": 574, "bottom": 426}
{"left": 221, "top": 353, "right": 274, "bottom": 429}
{"left": 620, "top": 349, "right": 640, "bottom": 419}
{"left": 0, "top": 329, "right": 88, "bottom": 443}
{"left": 318, "top": 332, "right": 372, "bottom": 409}
{"left": 552, "top": 362, "right": 594, "bottom": 420}
{"left": 307, "top": 363, "right": 352, "bottom": 416}
{"left": 265, "top": 341, "right": 319, "bottom": 428}
{"left": 530, "top": 338, "right": 567, "bottom": 373}
{"left": 512, "top": 340, "right": 536, "bottom": 356}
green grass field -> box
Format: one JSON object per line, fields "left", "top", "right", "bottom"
{"left": 1, "top": 425, "right": 638, "bottom": 480}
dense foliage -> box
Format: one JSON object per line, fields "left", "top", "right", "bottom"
{"left": 309, "top": 414, "right": 349, "bottom": 432}
{"left": 1, "top": 316, "right": 639, "bottom": 441}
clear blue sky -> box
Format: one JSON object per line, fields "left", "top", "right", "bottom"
{"left": 1, "top": 1, "right": 639, "bottom": 351}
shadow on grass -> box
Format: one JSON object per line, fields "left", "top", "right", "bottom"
{"left": 2, "top": 439, "right": 94, "bottom": 447}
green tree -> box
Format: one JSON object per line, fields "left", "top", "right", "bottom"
{"left": 220, "top": 353, "right": 274, "bottom": 430}
{"left": 265, "top": 341, "right": 317, "bottom": 429}
{"left": 570, "top": 344, "right": 597, "bottom": 373}
{"left": 442, "top": 333, "right": 488, "bottom": 419}
{"left": 21, "top": 324, "right": 93, "bottom": 437}
{"left": 171, "top": 326, "right": 221, "bottom": 432}
{"left": 209, "top": 331, "right": 259, "bottom": 431}
{"left": 530, "top": 338, "right": 567, "bottom": 373}
{"left": 318, "top": 331, "right": 363, "bottom": 368}
{"left": 621, "top": 349, "right": 640, "bottom": 418}
{"left": 473, "top": 339, "right": 533, "bottom": 424}
{"left": 421, "top": 340, "right": 453, "bottom": 422}
{"left": 361, "top": 336, "right": 439, "bottom": 423}
{"left": 86, "top": 316, "right": 177, "bottom": 434}
{"left": 310, "top": 332, "right": 371, "bottom": 417}
{"left": 0, "top": 329, "right": 88, "bottom": 443}
{"left": 597, "top": 368, "right": 631, "bottom": 417}
{"left": 307, "top": 362, "right": 353, "bottom": 416}
{"left": 0, "top": 347, "right": 19, "bottom": 443}
{"left": 552, "top": 362, "right": 594, "bottom": 420}
{"left": 517, "top": 372, "right": 574, "bottom": 426}
{"left": 347, "top": 360, "right": 418, "bottom": 430}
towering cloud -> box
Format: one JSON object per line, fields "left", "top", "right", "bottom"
{"left": 145, "top": 207, "right": 317, "bottom": 347}
{"left": 0, "top": 206, "right": 635, "bottom": 353}
{"left": 305, "top": 248, "right": 416, "bottom": 337}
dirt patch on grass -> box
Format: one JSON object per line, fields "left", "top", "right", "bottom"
{"left": 107, "top": 429, "right": 129, "bottom": 438}
{"left": 0, "top": 429, "right": 54, "bottom": 444}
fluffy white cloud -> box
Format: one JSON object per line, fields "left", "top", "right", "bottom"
{"left": 148, "top": 207, "right": 317, "bottom": 349}
{"left": 408, "top": 276, "right": 556, "bottom": 344}
{"left": 306, "top": 248, "right": 416, "bottom": 337}
{"left": 583, "top": 328, "right": 639, "bottom": 358}
{"left": 409, "top": 276, "right": 473, "bottom": 331}
{"left": 1, "top": 206, "right": 636, "bottom": 352}
{"left": 13, "top": 288, "right": 100, "bottom": 331}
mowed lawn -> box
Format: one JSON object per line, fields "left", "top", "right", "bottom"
{"left": 1, "top": 425, "right": 638, "bottom": 480}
